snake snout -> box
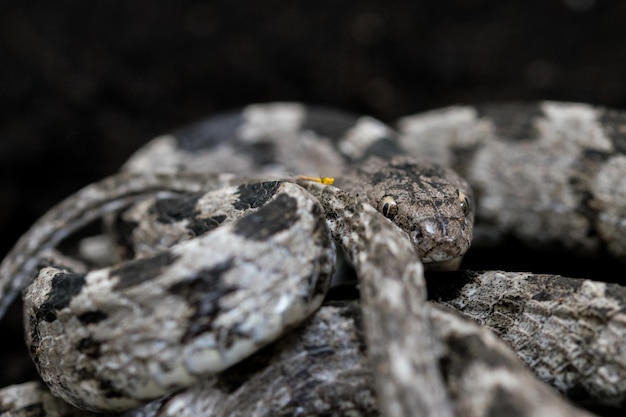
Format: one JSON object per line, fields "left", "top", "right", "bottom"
{"left": 410, "top": 218, "right": 464, "bottom": 263}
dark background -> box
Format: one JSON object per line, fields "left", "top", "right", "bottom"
{"left": 1, "top": 0, "right": 625, "bottom": 412}
{"left": 2, "top": 0, "right": 626, "bottom": 259}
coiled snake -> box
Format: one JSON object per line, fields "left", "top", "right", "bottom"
{"left": 0, "top": 102, "right": 625, "bottom": 416}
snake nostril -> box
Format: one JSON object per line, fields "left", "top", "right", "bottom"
{"left": 411, "top": 228, "right": 423, "bottom": 244}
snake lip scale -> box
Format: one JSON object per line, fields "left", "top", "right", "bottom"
{"left": 0, "top": 101, "right": 624, "bottom": 416}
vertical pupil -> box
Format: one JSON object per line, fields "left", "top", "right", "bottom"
{"left": 382, "top": 203, "right": 390, "bottom": 216}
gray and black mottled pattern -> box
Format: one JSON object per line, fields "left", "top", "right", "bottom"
{"left": 0, "top": 101, "right": 624, "bottom": 417}
{"left": 398, "top": 101, "right": 626, "bottom": 259}
{"left": 428, "top": 270, "right": 626, "bottom": 408}
{"left": 23, "top": 181, "right": 335, "bottom": 411}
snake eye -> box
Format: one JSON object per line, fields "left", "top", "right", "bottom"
{"left": 378, "top": 195, "right": 398, "bottom": 220}
{"left": 458, "top": 190, "right": 472, "bottom": 217}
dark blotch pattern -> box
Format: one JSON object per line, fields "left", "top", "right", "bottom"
{"left": 238, "top": 141, "right": 276, "bottom": 167}
{"left": 169, "top": 258, "right": 237, "bottom": 342}
{"left": 450, "top": 143, "right": 481, "bottom": 177}
{"left": 77, "top": 310, "right": 108, "bottom": 325}
{"left": 77, "top": 337, "right": 102, "bottom": 359}
{"left": 359, "top": 138, "right": 404, "bottom": 161}
{"left": 150, "top": 193, "right": 203, "bottom": 224}
{"left": 187, "top": 214, "right": 227, "bottom": 237}
{"left": 476, "top": 103, "right": 544, "bottom": 141}
{"left": 581, "top": 148, "right": 611, "bottom": 164}
{"left": 98, "top": 379, "right": 126, "bottom": 399}
{"left": 112, "top": 251, "right": 178, "bottom": 291}
{"left": 233, "top": 181, "right": 281, "bottom": 210}
{"left": 440, "top": 333, "right": 512, "bottom": 383}
{"left": 29, "top": 271, "right": 87, "bottom": 371}
{"left": 301, "top": 106, "right": 359, "bottom": 144}
{"left": 209, "top": 214, "right": 227, "bottom": 225}
{"left": 566, "top": 148, "right": 613, "bottom": 246}
{"left": 150, "top": 194, "right": 228, "bottom": 236}
{"left": 234, "top": 193, "right": 299, "bottom": 241}
{"left": 173, "top": 112, "right": 244, "bottom": 152}
{"left": 36, "top": 271, "right": 87, "bottom": 323}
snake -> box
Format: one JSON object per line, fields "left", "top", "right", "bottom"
{"left": 0, "top": 101, "right": 624, "bottom": 416}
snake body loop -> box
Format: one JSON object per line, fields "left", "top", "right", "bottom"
{"left": 1, "top": 101, "right": 625, "bottom": 416}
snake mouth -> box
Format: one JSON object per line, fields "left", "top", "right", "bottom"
{"left": 421, "top": 251, "right": 456, "bottom": 263}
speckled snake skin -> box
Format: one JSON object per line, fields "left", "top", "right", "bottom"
{"left": 0, "top": 101, "right": 625, "bottom": 417}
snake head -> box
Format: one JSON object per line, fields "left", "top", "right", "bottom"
{"left": 346, "top": 156, "right": 475, "bottom": 266}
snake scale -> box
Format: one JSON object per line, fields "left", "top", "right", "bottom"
{"left": 0, "top": 101, "right": 625, "bottom": 416}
